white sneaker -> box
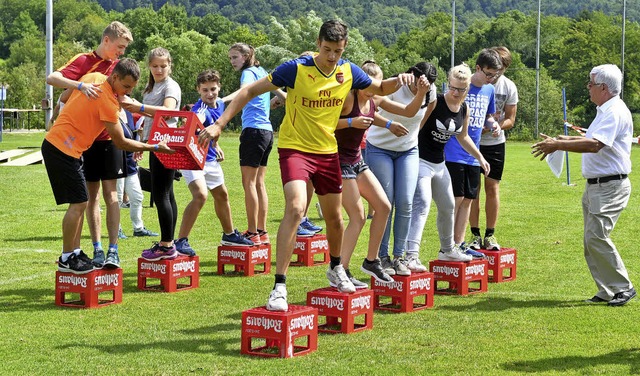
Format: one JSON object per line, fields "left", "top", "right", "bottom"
{"left": 326, "top": 264, "right": 356, "bottom": 293}
{"left": 438, "top": 245, "right": 472, "bottom": 262}
{"left": 266, "top": 283, "right": 288, "bottom": 311}
{"left": 468, "top": 235, "right": 483, "bottom": 250}
{"left": 405, "top": 254, "right": 427, "bottom": 272}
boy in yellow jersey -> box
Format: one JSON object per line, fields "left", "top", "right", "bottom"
{"left": 199, "top": 20, "right": 416, "bottom": 311}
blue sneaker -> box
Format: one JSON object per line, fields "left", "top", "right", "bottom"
{"left": 461, "top": 242, "right": 485, "bottom": 259}
{"left": 175, "top": 237, "right": 196, "bottom": 256}
{"left": 221, "top": 229, "right": 254, "bottom": 247}
{"left": 118, "top": 227, "right": 128, "bottom": 239}
{"left": 296, "top": 224, "right": 315, "bottom": 237}
{"left": 300, "top": 217, "right": 322, "bottom": 233}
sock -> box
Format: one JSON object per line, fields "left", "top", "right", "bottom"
{"left": 364, "top": 258, "right": 376, "bottom": 264}
{"left": 485, "top": 228, "right": 495, "bottom": 238}
{"left": 73, "top": 248, "right": 82, "bottom": 255}
{"left": 93, "top": 241, "right": 102, "bottom": 251}
{"left": 274, "top": 274, "right": 286, "bottom": 287}
{"left": 160, "top": 244, "right": 174, "bottom": 251}
{"left": 330, "top": 255, "right": 341, "bottom": 269}
{"left": 109, "top": 243, "right": 118, "bottom": 251}
{"left": 257, "top": 228, "right": 265, "bottom": 234}
{"left": 344, "top": 268, "right": 353, "bottom": 278}
{"left": 471, "top": 227, "right": 481, "bottom": 237}
{"left": 60, "top": 252, "right": 72, "bottom": 262}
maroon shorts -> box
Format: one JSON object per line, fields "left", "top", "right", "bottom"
{"left": 278, "top": 148, "right": 342, "bottom": 195}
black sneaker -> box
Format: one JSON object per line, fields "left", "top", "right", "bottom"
{"left": 92, "top": 249, "right": 105, "bottom": 268}
{"left": 103, "top": 248, "right": 120, "bottom": 269}
{"left": 58, "top": 252, "right": 94, "bottom": 274}
{"left": 360, "top": 258, "right": 394, "bottom": 283}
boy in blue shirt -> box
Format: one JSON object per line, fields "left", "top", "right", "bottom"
{"left": 175, "top": 69, "right": 253, "bottom": 255}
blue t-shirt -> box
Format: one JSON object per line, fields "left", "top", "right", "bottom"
{"left": 241, "top": 66, "right": 272, "bottom": 131}
{"left": 444, "top": 83, "right": 495, "bottom": 166}
{"left": 192, "top": 98, "right": 225, "bottom": 162}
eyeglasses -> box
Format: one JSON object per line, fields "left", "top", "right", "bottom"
{"left": 481, "top": 67, "right": 500, "bottom": 79}
{"left": 587, "top": 81, "right": 604, "bottom": 89}
{"left": 448, "top": 84, "right": 467, "bottom": 94}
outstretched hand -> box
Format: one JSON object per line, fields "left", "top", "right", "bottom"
{"left": 531, "top": 133, "right": 555, "bottom": 160}
{"left": 198, "top": 124, "right": 222, "bottom": 148}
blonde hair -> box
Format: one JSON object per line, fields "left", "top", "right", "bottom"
{"left": 143, "top": 47, "right": 172, "bottom": 94}
{"left": 361, "top": 60, "right": 382, "bottom": 78}
{"left": 492, "top": 46, "right": 512, "bottom": 70}
{"left": 448, "top": 63, "right": 472, "bottom": 83}
{"left": 102, "top": 21, "right": 132, "bottom": 43}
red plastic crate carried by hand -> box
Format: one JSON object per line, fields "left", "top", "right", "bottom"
{"left": 147, "top": 110, "right": 206, "bottom": 170}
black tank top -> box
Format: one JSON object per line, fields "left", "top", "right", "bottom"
{"left": 418, "top": 93, "right": 467, "bottom": 164}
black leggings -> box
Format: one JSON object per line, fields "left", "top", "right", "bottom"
{"left": 150, "top": 153, "right": 177, "bottom": 242}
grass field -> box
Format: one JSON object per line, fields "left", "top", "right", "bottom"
{"left": 1, "top": 131, "right": 640, "bottom": 375}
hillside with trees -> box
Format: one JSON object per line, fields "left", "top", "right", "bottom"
{"left": 0, "top": 0, "right": 639, "bottom": 139}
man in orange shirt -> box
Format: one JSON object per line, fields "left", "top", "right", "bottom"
{"left": 42, "top": 58, "right": 173, "bottom": 274}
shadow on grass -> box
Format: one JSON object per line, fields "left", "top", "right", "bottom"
{"left": 437, "top": 296, "right": 583, "bottom": 311}
{"left": 5, "top": 235, "right": 62, "bottom": 242}
{"left": 0, "top": 288, "right": 59, "bottom": 312}
{"left": 501, "top": 348, "right": 640, "bottom": 373}
{"left": 56, "top": 322, "right": 240, "bottom": 356}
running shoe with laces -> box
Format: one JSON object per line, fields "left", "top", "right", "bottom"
{"left": 174, "top": 237, "right": 196, "bottom": 256}
{"left": 484, "top": 235, "right": 501, "bottom": 251}
{"left": 393, "top": 256, "right": 411, "bottom": 276}
{"left": 345, "top": 268, "right": 368, "bottom": 289}
{"left": 258, "top": 230, "right": 270, "bottom": 244}
{"left": 468, "top": 235, "right": 483, "bottom": 250}
{"left": 242, "top": 231, "right": 262, "bottom": 246}
{"left": 133, "top": 227, "right": 159, "bottom": 237}
{"left": 326, "top": 264, "right": 356, "bottom": 293}
{"left": 300, "top": 217, "right": 322, "bottom": 233}
{"left": 266, "top": 283, "right": 288, "bottom": 311}
{"left": 380, "top": 256, "right": 396, "bottom": 276}
{"left": 141, "top": 243, "right": 178, "bottom": 261}
{"left": 460, "top": 242, "right": 486, "bottom": 259}
{"left": 405, "top": 254, "right": 427, "bottom": 272}
{"left": 360, "top": 258, "right": 394, "bottom": 283}
{"left": 221, "top": 229, "right": 254, "bottom": 247}
{"left": 296, "top": 225, "right": 315, "bottom": 237}
{"left": 438, "top": 244, "right": 473, "bottom": 262}
{"left": 92, "top": 248, "right": 105, "bottom": 268}
{"left": 118, "top": 227, "right": 128, "bottom": 239}
{"left": 58, "top": 251, "right": 94, "bottom": 274}
{"left": 103, "top": 248, "right": 121, "bottom": 269}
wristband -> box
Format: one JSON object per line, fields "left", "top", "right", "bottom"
{"left": 385, "top": 120, "right": 392, "bottom": 129}
{"left": 154, "top": 144, "right": 159, "bottom": 151}
{"left": 347, "top": 118, "right": 352, "bottom": 128}
{"left": 77, "top": 82, "right": 83, "bottom": 90}
{"left": 140, "top": 104, "right": 145, "bottom": 113}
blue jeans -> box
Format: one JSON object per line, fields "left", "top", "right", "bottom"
{"left": 365, "top": 142, "right": 419, "bottom": 258}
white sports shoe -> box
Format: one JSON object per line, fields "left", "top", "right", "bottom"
{"left": 405, "top": 254, "right": 427, "bottom": 272}
{"left": 326, "top": 264, "right": 356, "bottom": 293}
{"left": 266, "top": 283, "right": 288, "bottom": 311}
{"left": 438, "top": 244, "right": 473, "bottom": 262}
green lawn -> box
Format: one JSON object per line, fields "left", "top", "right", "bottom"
{"left": 1, "top": 131, "right": 639, "bottom": 375}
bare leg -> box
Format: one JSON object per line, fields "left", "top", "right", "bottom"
{"left": 211, "top": 184, "right": 234, "bottom": 234}
{"left": 63, "top": 202, "right": 87, "bottom": 252}
{"left": 101, "top": 179, "right": 120, "bottom": 246}
{"left": 275, "top": 180, "right": 307, "bottom": 275}
{"left": 177, "top": 179, "right": 208, "bottom": 239}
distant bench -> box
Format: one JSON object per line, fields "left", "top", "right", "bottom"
{"left": 1, "top": 150, "right": 43, "bottom": 166}
{"left": 0, "top": 149, "right": 30, "bottom": 163}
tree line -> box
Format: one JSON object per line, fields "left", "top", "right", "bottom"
{"left": 0, "top": 0, "right": 638, "bottom": 139}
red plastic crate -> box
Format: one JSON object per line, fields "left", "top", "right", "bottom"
{"left": 429, "top": 259, "right": 488, "bottom": 295}
{"left": 55, "top": 268, "right": 123, "bottom": 309}
{"left": 241, "top": 305, "right": 318, "bottom": 358}
{"left": 147, "top": 110, "right": 206, "bottom": 170}
{"left": 137, "top": 255, "right": 199, "bottom": 292}
{"left": 479, "top": 248, "right": 517, "bottom": 283}
{"left": 217, "top": 244, "right": 271, "bottom": 276}
{"left": 307, "top": 287, "right": 374, "bottom": 334}
{"left": 371, "top": 272, "right": 434, "bottom": 313}
{"left": 291, "top": 234, "right": 330, "bottom": 267}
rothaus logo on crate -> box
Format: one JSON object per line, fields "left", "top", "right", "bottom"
{"left": 187, "top": 136, "right": 204, "bottom": 164}
{"left": 409, "top": 277, "right": 431, "bottom": 292}
{"left": 58, "top": 275, "right": 88, "bottom": 288}
{"left": 220, "top": 249, "right": 247, "bottom": 261}
{"left": 373, "top": 279, "right": 404, "bottom": 292}
{"left": 295, "top": 238, "right": 328, "bottom": 252}
{"left": 252, "top": 248, "right": 269, "bottom": 261}
{"left": 465, "top": 264, "right": 485, "bottom": 277}
{"left": 310, "top": 296, "right": 345, "bottom": 311}
{"left": 151, "top": 132, "right": 184, "bottom": 144}
{"left": 173, "top": 259, "right": 196, "bottom": 274}
{"left": 140, "top": 262, "right": 167, "bottom": 274}
{"left": 94, "top": 273, "right": 119, "bottom": 287}
{"left": 290, "top": 314, "right": 315, "bottom": 331}
{"left": 245, "top": 316, "right": 283, "bottom": 333}
{"left": 432, "top": 264, "right": 460, "bottom": 278}
{"left": 351, "top": 295, "right": 371, "bottom": 312}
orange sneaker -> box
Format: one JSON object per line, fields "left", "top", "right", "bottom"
{"left": 258, "top": 230, "right": 270, "bottom": 244}
{"left": 243, "top": 230, "right": 261, "bottom": 245}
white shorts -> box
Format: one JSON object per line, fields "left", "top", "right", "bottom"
{"left": 181, "top": 159, "right": 224, "bottom": 190}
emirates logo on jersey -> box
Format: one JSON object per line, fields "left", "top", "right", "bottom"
{"left": 336, "top": 72, "right": 344, "bottom": 84}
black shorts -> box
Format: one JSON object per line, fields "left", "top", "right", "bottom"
{"left": 480, "top": 143, "right": 505, "bottom": 181}
{"left": 446, "top": 161, "right": 481, "bottom": 199}
{"left": 341, "top": 159, "right": 369, "bottom": 180}
{"left": 82, "top": 140, "right": 126, "bottom": 182}
{"left": 42, "top": 139, "right": 88, "bottom": 205}
{"left": 239, "top": 128, "right": 273, "bottom": 167}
